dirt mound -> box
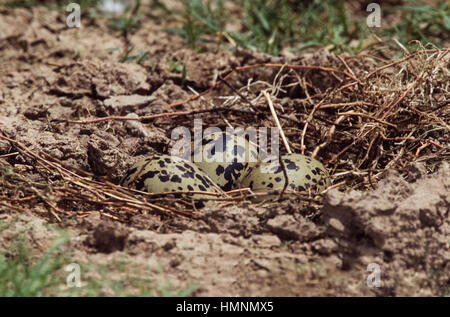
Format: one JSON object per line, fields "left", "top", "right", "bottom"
{"left": 323, "top": 163, "right": 450, "bottom": 296}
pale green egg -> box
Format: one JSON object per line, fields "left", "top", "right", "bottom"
{"left": 120, "top": 154, "right": 223, "bottom": 207}
{"left": 191, "top": 131, "right": 259, "bottom": 191}
{"left": 240, "top": 153, "right": 331, "bottom": 202}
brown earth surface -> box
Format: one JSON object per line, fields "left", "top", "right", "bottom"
{"left": 0, "top": 5, "right": 449, "bottom": 296}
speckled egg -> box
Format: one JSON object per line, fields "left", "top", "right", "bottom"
{"left": 241, "top": 153, "right": 331, "bottom": 201}
{"left": 191, "top": 131, "right": 259, "bottom": 191}
{"left": 120, "top": 154, "right": 223, "bottom": 204}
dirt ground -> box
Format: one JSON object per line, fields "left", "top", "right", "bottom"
{"left": 0, "top": 4, "right": 449, "bottom": 296}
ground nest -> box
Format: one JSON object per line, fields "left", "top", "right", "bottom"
{"left": 1, "top": 46, "right": 448, "bottom": 221}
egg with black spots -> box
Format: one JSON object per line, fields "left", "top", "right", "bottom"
{"left": 241, "top": 153, "right": 331, "bottom": 202}
{"left": 120, "top": 154, "right": 223, "bottom": 206}
{"left": 191, "top": 131, "right": 259, "bottom": 191}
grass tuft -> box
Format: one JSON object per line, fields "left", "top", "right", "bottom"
{"left": 0, "top": 226, "right": 69, "bottom": 297}
{"left": 160, "top": 0, "right": 450, "bottom": 55}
